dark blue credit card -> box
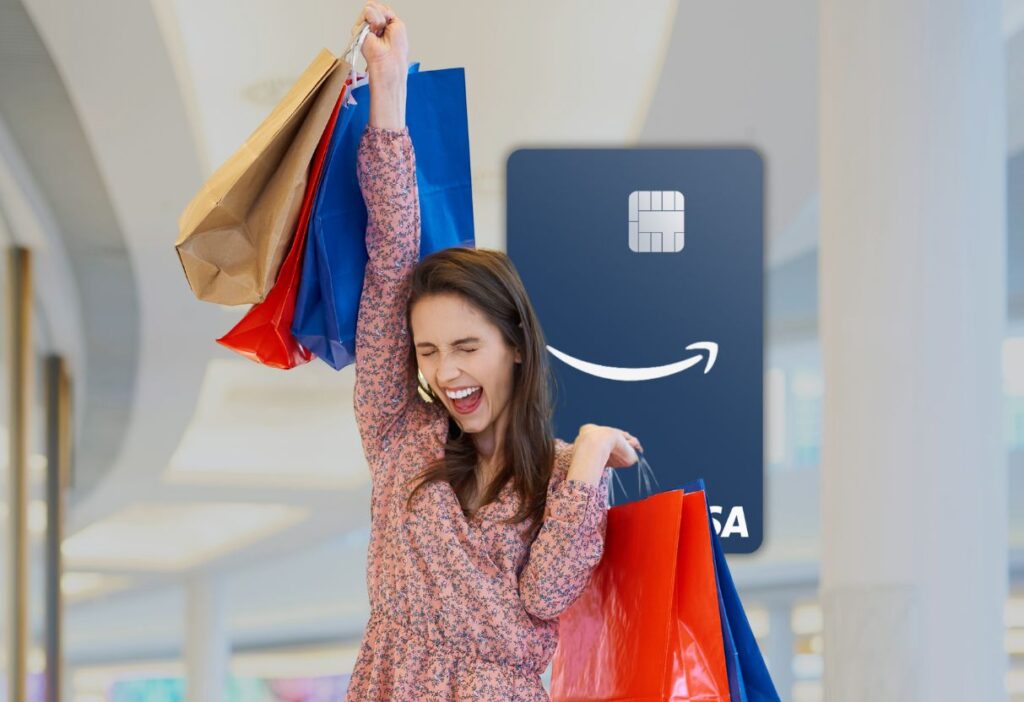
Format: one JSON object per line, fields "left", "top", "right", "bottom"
{"left": 506, "top": 147, "right": 765, "bottom": 553}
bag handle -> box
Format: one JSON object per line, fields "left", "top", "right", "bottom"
{"left": 343, "top": 21, "right": 373, "bottom": 76}
{"left": 607, "top": 449, "right": 661, "bottom": 505}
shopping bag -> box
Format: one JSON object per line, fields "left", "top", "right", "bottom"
{"left": 291, "top": 65, "right": 475, "bottom": 370}
{"left": 215, "top": 77, "right": 352, "bottom": 369}
{"left": 175, "top": 48, "right": 349, "bottom": 305}
{"left": 682, "top": 481, "right": 780, "bottom": 702}
{"left": 550, "top": 489, "right": 732, "bottom": 702}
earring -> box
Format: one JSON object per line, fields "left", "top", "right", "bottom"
{"left": 416, "top": 368, "right": 435, "bottom": 403}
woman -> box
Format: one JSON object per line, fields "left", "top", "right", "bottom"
{"left": 347, "top": 4, "right": 643, "bottom": 700}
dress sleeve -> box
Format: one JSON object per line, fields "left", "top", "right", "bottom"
{"left": 353, "top": 125, "right": 422, "bottom": 466}
{"left": 518, "top": 445, "right": 612, "bottom": 621}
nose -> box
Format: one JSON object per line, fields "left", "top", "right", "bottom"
{"left": 436, "top": 351, "right": 461, "bottom": 385}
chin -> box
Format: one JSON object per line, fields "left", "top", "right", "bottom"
{"left": 454, "top": 415, "right": 489, "bottom": 434}
{"left": 446, "top": 401, "right": 491, "bottom": 435}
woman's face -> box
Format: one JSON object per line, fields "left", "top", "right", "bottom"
{"left": 410, "top": 293, "right": 521, "bottom": 438}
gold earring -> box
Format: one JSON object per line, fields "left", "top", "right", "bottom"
{"left": 416, "top": 368, "right": 435, "bottom": 403}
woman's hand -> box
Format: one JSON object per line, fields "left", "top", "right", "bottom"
{"left": 352, "top": 1, "right": 408, "bottom": 81}
{"left": 566, "top": 423, "right": 643, "bottom": 487}
{"left": 577, "top": 423, "right": 643, "bottom": 467}
{"left": 352, "top": 2, "right": 408, "bottom": 129}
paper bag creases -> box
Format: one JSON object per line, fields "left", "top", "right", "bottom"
{"left": 176, "top": 49, "right": 350, "bottom": 305}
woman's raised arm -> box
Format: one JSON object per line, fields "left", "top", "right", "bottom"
{"left": 352, "top": 3, "right": 420, "bottom": 465}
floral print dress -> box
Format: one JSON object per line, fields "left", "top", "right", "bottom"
{"left": 344, "top": 125, "right": 612, "bottom": 701}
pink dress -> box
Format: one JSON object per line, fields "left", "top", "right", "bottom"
{"left": 345, "top": 125, "right": 612, "bottom": 701}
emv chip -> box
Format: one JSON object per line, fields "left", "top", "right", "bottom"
{"left": 628, "top": 190, "right": 685, "bottom": 253}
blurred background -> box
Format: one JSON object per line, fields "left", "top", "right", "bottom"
{"left": 0, "top": 0, "right": 1015, "bottom": 700}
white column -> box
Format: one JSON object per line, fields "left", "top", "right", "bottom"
{"left": 819, "top": 1, "right": 1007, "bottom": 700}
{"left": 185, "top": 575, "right": 229, "bottom": 702}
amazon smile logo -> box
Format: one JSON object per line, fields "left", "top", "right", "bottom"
{"left": 545, "top": 342, "right": 718, "bottom": 382}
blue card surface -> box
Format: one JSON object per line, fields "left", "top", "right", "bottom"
{"left": 507, "top": 147, "right": 765, "bottom": 553}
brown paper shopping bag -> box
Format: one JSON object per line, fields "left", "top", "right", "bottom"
{"left": 175, "top": 49, "right": 349, "bottom": 305}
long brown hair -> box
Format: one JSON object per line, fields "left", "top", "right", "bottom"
{"left": 404, "top": 247, "right": 554, "bottom": 543}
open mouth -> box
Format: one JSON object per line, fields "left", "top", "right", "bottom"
{"left": 446, "top": 386, "right": 483, "bottom": 415}
{"left": 546, "top": 341, "right": 719, "bottom": 381}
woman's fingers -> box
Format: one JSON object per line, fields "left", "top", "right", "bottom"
{"left": 575, "top": 423, "right": 643, "bottom": 466}
{"left": 357, "top": 1, "right": 388, "bottom": 34}
{"left": 607, "top": 432, "right": 639, "bottom": 468}
{"left": 354, "top": 1, "right": 404, "bottom": 62}
{"left": 368, "top": 2, "right": 396, "bottom": 33}
{"left": 621, "top": 430, "right": 643, "bottom": 453}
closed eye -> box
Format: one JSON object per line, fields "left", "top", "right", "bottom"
{"left": 417, "top": 347, "right": 477, "bottom": 358}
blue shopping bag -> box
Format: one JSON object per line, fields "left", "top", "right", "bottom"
{"left": 292, "top": 65, "right": 475, "bottom": 369}
{"left": 683, "top": 479, "right": 780, "bottom": 702}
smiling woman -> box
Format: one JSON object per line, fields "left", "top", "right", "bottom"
{"left": 407, "top": 251, "right": 543, "bottom": 520}
{"left": 344, "top": 3, "right": 643, "bottom": 700}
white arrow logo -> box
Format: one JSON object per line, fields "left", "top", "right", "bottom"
{"left": 546, "top": 342, "right": 718, "bottom": 382}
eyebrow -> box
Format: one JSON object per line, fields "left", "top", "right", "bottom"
{"left": 415, "top": 336, "right": 481, "bottom": 349}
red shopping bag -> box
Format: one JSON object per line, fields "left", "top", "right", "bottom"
{"left": 216, "top": 80, "right": 350, "bottom": 368}
{"left": 550, "top": 489, "right": 731, "bottom": 702}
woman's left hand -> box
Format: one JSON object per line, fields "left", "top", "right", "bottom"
{"left": 577, "top": 423, "right": 642, "bottom": 468}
